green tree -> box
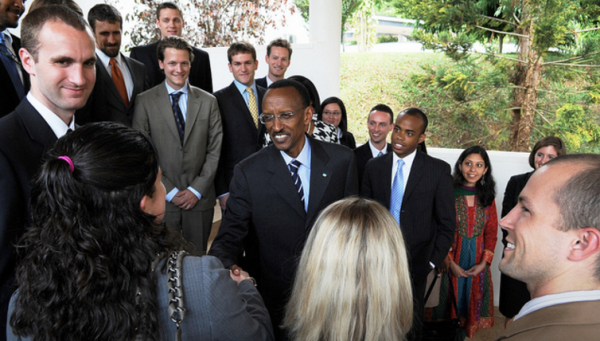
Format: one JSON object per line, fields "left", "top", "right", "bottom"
{"left": 399, "top": 0, "right": 600, "bottom": 151}
{"left": 351, "top": 0, "right": 377, "bottom": 51}
{"left": 110, "top": 0, "right": 295, "bottom": 49}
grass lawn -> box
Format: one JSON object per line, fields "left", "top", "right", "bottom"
{"left": 340, "top": 52, "right": 452, "bottom": 146}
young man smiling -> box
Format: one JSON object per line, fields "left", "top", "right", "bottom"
{"left": 361, "top": 108, "right": 456, "bottom": 340}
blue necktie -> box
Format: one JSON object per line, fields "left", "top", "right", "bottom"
{"left": 289, "top": 159, "right": 305, "bottom": 210}
{"left": 377, "top": 151, "right": 383, "bottom": 157}
{"left": 390, "top": 159, "right": 405, "bottom": 225}
{"left": 170, "top": 91, "right": 185, "bottom": 144}
{"left": 0, "top": 33, "right": 24, "bottom": 100}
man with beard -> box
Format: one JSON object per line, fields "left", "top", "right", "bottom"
{"left": 76, "top": 4, "right": 147, "bottom": 126}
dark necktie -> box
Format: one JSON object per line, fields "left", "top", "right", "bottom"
{"left": 0, "top": 33, "right": 24, "bottom": 100}
{"left": 289, "top": 159, "right": 305, "bottom": 210}
{"left": 109, "top": 58, "right": 129, "bottom": 107}
{"left": 170, "top": 91, "right": 185, "bottom": 143}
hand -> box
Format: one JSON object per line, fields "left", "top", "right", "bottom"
{"left": 229, "top": 265, "right": 250, "bottom": 284}
{"left": 465, "top": 261, "right": 487, "bottom": 277}
{"left": 218, "top": 194, "right": 230, "bottom": 210}
{"left": 437, "top": 261, "right": 449, "bottom": 274}
{"left": 449, "top": 261, "right": 468, "bottom": 278}
{"left": 172, "top": 189, "right": 198, "bottom": 210}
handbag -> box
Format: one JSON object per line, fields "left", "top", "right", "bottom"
{"left": 422, "top": 272, "right": 462, "bottom": 341}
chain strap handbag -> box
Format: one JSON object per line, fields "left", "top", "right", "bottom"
{"left": 422, "top": 273, "right": 462, "bottom": 341}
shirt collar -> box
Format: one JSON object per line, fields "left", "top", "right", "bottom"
{"left": 280, "top": 135, "right": 311, "bottom": 168}
{"left": 392, "top": 148, "right": 417, "bottom": 169}
{"left": 368, "top": 139, "right": 388, "bottom": 157}
{"left": 515, "top": 290, "right": 600, "bottom": 321}
{"left": 165, "top": 80, "right": 189, "bottom": 95}
{"left": 27, "top": 93, "right": 75, "bottom": 138}
{"left": 234, "top": 79, "right": 257, "bottom": 95}
{"left": 95, "top": 48, "right": 122, "bottom": 68}
{"left": 1, "top": 30, "right": 12, "bottom": 45}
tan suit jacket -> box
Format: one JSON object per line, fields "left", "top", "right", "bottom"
{"left": 496, "top": 300, "right": 600, "bottom": 340}
{"left": 132, "top": 82, "right": 222, "bottom": 212}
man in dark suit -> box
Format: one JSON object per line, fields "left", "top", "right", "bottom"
{"left": 497, "top": 154, "right": 600, "bottom": 340}
{"left": 213, "top": 41, "right": 266, "bottom": 209}
{"left": 209, "top": 79, "right": 358, "bottom": 340}
{"left": 76, "top": 4, "right": 147, "bottom": 126}
{"left": 130, "top": 2, "right": 212, "bottom": 93}
{"left": 361, "top": 108, "right": 455, "bottom": 340}
{"left": 354, "top": 103, "right": 394, "bottom": 187}
{"left": 133, "top": 36, "right": 222, "bottom": 254}
{"left": 0, "top": 0, "right": 28, "bottom": 119}
{"left": 0, "top": 7, "right": 95, "bottom": 339}
{"left": 255, "top": 38, "right": 291, "bottom": 88}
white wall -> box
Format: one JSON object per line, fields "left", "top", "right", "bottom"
{"left": 429, "top": 148, "right": 532, "bottom": 306}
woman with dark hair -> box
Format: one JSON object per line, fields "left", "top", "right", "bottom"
{"left": 319, "top": 96, "right": 356, "bottom": 149}
{"left": 499, "top": 136, "right": 566, "bottom": 325}
{"left": 428, "top": 145, "right": 498, "bottom": 340}
{"left": 7, "top": 123, "right": 273, "bottom": 341}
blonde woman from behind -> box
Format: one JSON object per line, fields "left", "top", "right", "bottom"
{"left": 284, "top": 197, "right": 413, "bottom": 341}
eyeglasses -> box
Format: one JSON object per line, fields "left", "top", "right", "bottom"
{"left": 322, "top": 111, "right": 341, "bottom": 116}
{"left": 259, "top": 111, "right": 297, "bottom": 124}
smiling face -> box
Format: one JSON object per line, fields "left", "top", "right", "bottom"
{"left": 265, "top": 46, "right": 290, "bottom": 80}
{"left": 368, "top": 110, "right": 393, "bottom": 145}
{"left": 459, "top": 153, "right": 488, "bottom": 187}
{"left": 534, "top": 145, "right": 558, "bottom": 169}
{"left": 499, "top": 164, "right": 578, "bottom": 294}
{"left": 263, "top": 86, "right": 312, "bottom": 158}
{"left": 391, "top": 113, "right": 425, "bottom": 159}
{"left": 20, "top": 20, "right": 96, "bottom": 122}
{"left": 156, "top": 8, "right": 183, "bottom": 38}
{"left": 0, "top": 0, "right": 24, "bottom": 31}
{"left": 229, "top": 52, "right": 258, "bottom": 86}
{"left": 159, "top": 47, "right": 190, "bottom": 90}
{"left": 322, "top": 103, "right": 342, "bottom": 127}
{"left": 93, "top": 20, "right": 121, "bottom": 58}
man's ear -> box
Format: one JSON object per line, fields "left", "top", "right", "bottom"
{"left": 19, "top": 48, "right": 35, "bottom": 76}
{"left": 418, "top": 133, "right": 426, "bottom": 144}
{"left": 569, "top": 227, "right": 600, "bottom": 261}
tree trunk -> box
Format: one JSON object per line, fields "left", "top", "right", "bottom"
{"left": 510, "top": 5, "right": 541, "bottom": 151}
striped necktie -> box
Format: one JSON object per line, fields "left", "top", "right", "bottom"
{"left": 170, "top": 91, "right": 185, "bottom": 143}
{"left": 289, "top": 159, "right": 305, "bottom": 210}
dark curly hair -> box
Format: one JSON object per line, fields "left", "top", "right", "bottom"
{"left": 452, "top": 145, "right": 496, "bottom": 207}
{"left": 10, "top": 122, "right": 187, "bottom": 340}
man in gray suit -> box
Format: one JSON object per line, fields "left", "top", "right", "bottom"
{"left": 133, "top": 36, "right": 222, "bottom": 254}
{"left": 76, "top": 4, "right": 147, "bottom": 126}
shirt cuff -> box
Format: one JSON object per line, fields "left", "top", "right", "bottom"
{"left": 217, "top": 192, "right": 229, "bottom": 198}
{"left": 187, "top": 186, "right": 202, "bottom": 200}
{"left": 166, "top": 188, "right": 179, "bottom": 202}
{"left": 429, "top": 261, "right": 436, "bottom": 269}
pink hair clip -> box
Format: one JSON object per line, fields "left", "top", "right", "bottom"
{"left": 58, "top": 156, "right": 75, "bottom": 173}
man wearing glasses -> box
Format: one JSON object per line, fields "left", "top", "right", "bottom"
{"left": 209, "top": 79, "right": 358, "bottom": 341}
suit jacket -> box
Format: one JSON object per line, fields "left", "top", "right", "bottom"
{"left": 130, "top": 41, "right": 213, "bottom": 93}
{"left": 361, "top": 151, "right": 455, "bottom": 279}
{"left": 340, "top": 131, "right": 356, "bottom": 149}
{"left": 0, "top": 100, "right": 57, "bottom": 337}
{"left": 213, "top": 82, "right": 267, "bottom": 196}
{"left": 0, "top": 34, "right": 30, "bottom": 119}
{"left": 496, "top": 300, "right": 600, "bottom": 341}
{"left": 132, "top": 83, "right": 222, "bottom": 211}
{"left": 76, "top": 53, "right": 148, "bottom": 126}
{"left": 209, "top": 137, "right": 358, "bottom": 337}
{"left": 7, "top": 256, "right": 274, "bottom": 341}
{"left": 353, "top": 141, "right": 392, "bottom": 188}
{"left": 255, "top": 76, "right": 268, "bottom": 89}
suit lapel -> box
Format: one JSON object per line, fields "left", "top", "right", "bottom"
{"left": 404, "top": 151, "right": 425, "bottom": 204}
{"left": 122, "top": 54, "right": 143, "bottom": 100}
{"left": 183, "top": 87, "right": 201, "bottom": 146}
{"left": 18, "top": 100, "right": 58, "bottom": 152}
{"left": 381, "top": 153, "right": 393, "bottom": 207}
{"left": 97, "top": 54, "right": 126, "bottom": 110}
{"left": 154, "top": 85, "right": 181, "bottom": 143}
{"left": 267, "top": 146, "right": 306, "bottom": 218}
{"left": 229, "top": 83, "right": 259, "bottom": 136}
{"left": 307, "top": 139, "right": 331, "bottom": 224}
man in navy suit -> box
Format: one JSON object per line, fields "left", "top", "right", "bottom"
{"left": 0, "top": 0, "right": 28, "bottom": 119}
{"left": 76, "top": 4, "right": 148, "bottom": 126}
{"left": 361, "top": 108, "right": 455, "bottom": 340}
{"left": 130, "top": 2, "right": 212, "bottom": 93}
{"left": 354, "top": 103, "right": 394, "bottom": 187}
{"left": 0, "top": 7, "right": 95, "bottom": 339}
{"left": 213, "top": 41, "right": 267, "bottom": 210}
{"left": 255, "top": 38, "right": 292, "bottom": 89}
{"left": 209, "top": 79, "right": 358, "bottom": 340}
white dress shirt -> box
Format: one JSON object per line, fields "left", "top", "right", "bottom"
{"left": 27, "top": 93, "right": 75, "bottom": 138}
{"left": 95, "top": 48, "right": 134, "bottom": 100}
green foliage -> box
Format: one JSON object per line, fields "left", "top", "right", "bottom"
{"left": 543, "top": 103, "right": 600, "bottom": 152}
{"left": 351, "top": 0, "right": 378, "bottom": 52}
{"left": 377, "top": 35, "right": 399, "bottom": 43}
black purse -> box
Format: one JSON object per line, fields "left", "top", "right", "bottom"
{"left": 422, "top": 273, "right": 462, "bottom": 341}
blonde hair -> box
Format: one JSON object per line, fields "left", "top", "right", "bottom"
{"left": 284, "top": 197, "right": 413, "bottom": 341}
